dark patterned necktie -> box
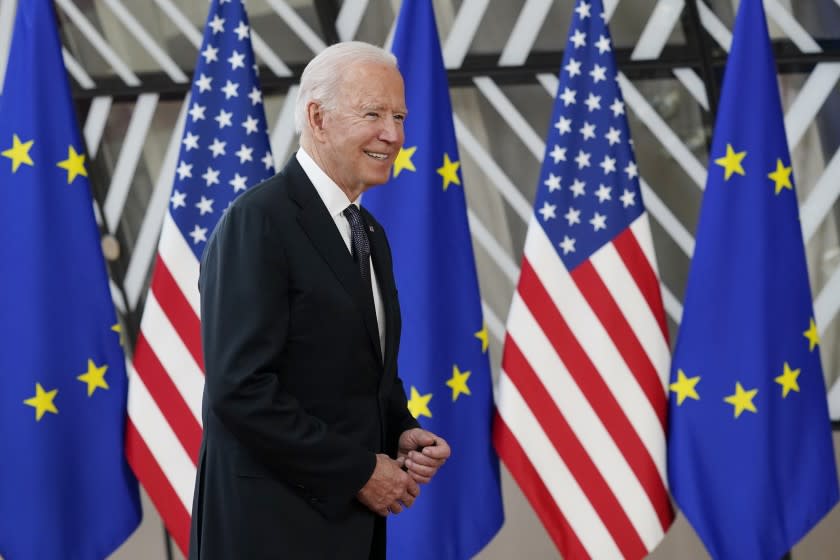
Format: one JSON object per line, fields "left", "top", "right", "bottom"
{"left": 344, "top": 204, "right": 382, "bottom": 360}
{"left": 343, "top": 204, "right": 372, "bottom": 285}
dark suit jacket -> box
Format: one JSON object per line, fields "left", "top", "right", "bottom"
{"left": 189, "top": 157, "right": 419, "bottom": 560}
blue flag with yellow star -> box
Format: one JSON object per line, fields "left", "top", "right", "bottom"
{"left": 667, "top": 1, "right": 839, "bottom": 558}
{"left": 362, "top": 0, "right": 504, "bottom": 557}
{"left": 0, "top": 1, "right": 141, "bottom": 558}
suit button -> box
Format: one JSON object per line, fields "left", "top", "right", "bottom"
{"left": 309, "top": 497, "right": 320, "bottom": 504}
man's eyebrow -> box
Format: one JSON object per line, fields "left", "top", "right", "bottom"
{"left": 359, "top": 103, "right": 407, "bottom": 114}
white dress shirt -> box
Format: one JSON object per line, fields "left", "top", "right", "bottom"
{"left": 296, "top": 148, "right": 385, "bottom": 356}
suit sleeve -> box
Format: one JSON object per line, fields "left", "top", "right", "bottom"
{"left": 199, "top": 203, "right": 375, "bottom": 503}
{"left": 385, "top": 375, "right": 420, "bottom": 456}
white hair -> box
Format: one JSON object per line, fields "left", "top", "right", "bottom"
{"left": 295, "top": 41, "right": 398, "bottom": 132}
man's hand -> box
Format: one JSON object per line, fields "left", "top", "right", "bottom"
{"left": 357, "top": 454, "right": 420, "bottom": 516}
{"left": 397, "top": 428, "right": 451, "bottom": 484}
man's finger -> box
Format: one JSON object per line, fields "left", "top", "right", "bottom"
{"left": 407, "top": 477, "right": 420, "bottom": 497}
{"left": 405, "top": 459, "right": 436, "bottom": 478}
{"left": 409, "top": 451, "right": 444, "bottom": 468}
{"left": 421, "top": 441, "right": 450, "bottom": 459}
{"left": 411, "top": 475, "right": 432, "bottom": 484}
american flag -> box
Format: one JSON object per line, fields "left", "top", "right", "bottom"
{"left": 124, "top": 0, "right": 274, "bottom": 554}
{"left": 492, "top": 1, "right": 674, "bottom": 558}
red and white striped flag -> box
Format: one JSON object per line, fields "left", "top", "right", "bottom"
{"left": 493, "top": 1, "right": 674, "bottom": 558}
{"left": 124, "top": 0, "right": 274, "bottom": 554}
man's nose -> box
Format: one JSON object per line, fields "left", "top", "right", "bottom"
{"left": 379, "top": 118, "right": 402, "bottom": 143}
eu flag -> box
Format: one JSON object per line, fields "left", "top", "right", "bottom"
{"left": 362, "top": 0, "right": 504, "bottom": 557}
{"left": 667, "top": 1, "right": 839, "bottom": 558}
{"left": 0, "top": 1, "right": 141, "bottom": 558}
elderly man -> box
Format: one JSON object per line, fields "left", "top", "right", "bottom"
{"left": 189, "top": 41, "right": 451, "bottom": 560}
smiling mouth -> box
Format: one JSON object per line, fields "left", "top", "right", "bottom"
{"left": 365, "top": 151, "right": 389, "bottom": 161}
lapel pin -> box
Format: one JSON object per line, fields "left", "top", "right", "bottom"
{"left": 369, "top": 225, "right": 374, "bottom": 232}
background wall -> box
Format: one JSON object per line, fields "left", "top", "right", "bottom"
{"left": 1, "top": 0, "right": 839, "bottom": 558}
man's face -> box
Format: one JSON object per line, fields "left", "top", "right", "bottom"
{"left": 316, "top": 61, "right": 407, "bottom": 196}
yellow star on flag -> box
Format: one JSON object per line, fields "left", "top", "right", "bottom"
{"left": 393, "top": 145, "right": 417, "bottom": 178}
{"left": 774, "top": 362, "right": 801, "bottom": 398}
{"left": 437, "top": 153, "right": 461, "bottom": 191}
{"left": 77, "top": 359, "right": 109, "bottom": 396}
{"left": 2, "top": 133, "right": 34, "bottom": 173}
{"left": 804, "top": 318, "right": 820, "bottom": 352}
{"left": 112, "top": 322, "right": 125, "bottom": 346}
{"left": 714, "top": 143, "right": 747, "bottom": 181}
{"left": 669, "top": 369, "right": 701, "bottom": 406}
{"left": 24, "top": 383, "right": 58, "bottom": 421}
{"left": 724, "top": 382, "right": 758, "bottom": 418}
{"left": 407, "top": 386, "right": 433, "bottom": 419}
{"left": 57, "top": 145, "right": 88, "bottom": 184}
{"left": 474, "top": 323, "right": 489, "bottom": 354}
{"left": 768, "top": 159, "right": 793, "bottom": 195}
{"left": 446, "top": 365, "right": 472, "bottom": 402}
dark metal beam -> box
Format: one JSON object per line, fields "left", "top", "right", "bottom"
{"left": 683, "top": 0, "right": 720, "bottom": 119}
{"left": 313, "top": 0, "right": 341, "bottom": 45}
{"left": 70, "top": 41, "right": 840, "bottom": 102}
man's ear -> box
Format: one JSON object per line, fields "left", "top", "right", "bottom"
{"left": 307, "top": 101, "right": 327, "bottom": 142}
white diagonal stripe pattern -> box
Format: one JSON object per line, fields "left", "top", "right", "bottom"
{"left": 264, "top": 0, "right": 327, "bottom": 54}
{"left": 102, "top": 0, "right": 189, "bottom": 83}
{"left": 54, "top": 0, "right": 140, "bottom": 85}
{"left": 499, "top": 0, "right": 553, "bottom": 66}
{"left": 443, "top": 0, "right": 490, "bottom": 68}
{"left": 104, "top": 93, "right": 159, "bottom": 231}
{"left": 83, "top": 96, "right": 113, "bottom": 159}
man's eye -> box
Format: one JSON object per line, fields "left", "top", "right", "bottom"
{"left": 394, "top": 115, "right": 405, "bottom": 122}
{"left": 366, "top": 112, "right": 379, "bottom": 119}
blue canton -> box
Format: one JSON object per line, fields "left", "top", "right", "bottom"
{"left": 170, "top": 0, "right": 274, "bottom": 260}
{"left": 537, "top": 0, "right": 643, "bottom": 270}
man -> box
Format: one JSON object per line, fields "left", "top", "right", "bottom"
{"left": 189, "top": 41, "right": 451, "bottom": 560}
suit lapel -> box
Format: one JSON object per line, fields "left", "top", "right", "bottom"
{"left": 365, "top": 209, "right": 396, "bottom": 372}
{"left": 287, "top": 159, "right": 383, "bottom": 361}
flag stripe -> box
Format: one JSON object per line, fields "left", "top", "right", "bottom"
{"left": 133, "top": 334, "right": 202, "bottom": 462}
{"left": 523, "top": 224, "right": 667, "bottom": 483}
{"left": 495, "top": 373, "right": 623, "bottom": 559}
{"left": 502, "top": 334, "right": 649, "bottom": 556}
{"left": 150, "top": 255, "right": 204, "bottom": 371}
{"left": 125, "top": 421, "right": 191, "bottom": 555}
{"left": 493, "top": 414, "right": 590, "bottom": 560}
{"left": 590, "top": 236, "right": 670, "bottom": 391}
{"left": 127, "top": 365, "right": 196, "bottom": 512}
{"left": 140, "top": 291, "right": 204, "bottom": 423}
{"left": 511, "top": 272, "right": 671, "bottom": 534}
{"left": 613, "top": 225, "right": 669, "bottom": 340}
{"left": 158, "top": 213, "right": 201, "bottom": 316}
{"left": 571, "top": 260, "right": 667, "bottom": 429}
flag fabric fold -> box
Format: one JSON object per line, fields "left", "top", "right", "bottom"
{"left": 124, "top": 0, "right": 274, "bottom": 554}
{"left": 362, "top": 0, "right": 504, "bottom": 557}
{"left": 493, "top": 0, "right": 674, "bottom": 558}
{"left": 0, "top": 0, "right": 141, "bottom": 557}
{"left": 667, "top": 1, "right": 839, "bottom": 558}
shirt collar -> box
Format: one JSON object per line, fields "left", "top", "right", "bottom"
{"left": 296, "top": 147, "right": 356, "bottom": 218}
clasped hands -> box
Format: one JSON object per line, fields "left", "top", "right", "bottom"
{"left": 357, "top": 428, "right": 450, "bottom": 517}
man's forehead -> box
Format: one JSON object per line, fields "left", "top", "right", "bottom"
{"left": 341, "top": 69, "right": 406, "bottom": 111}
